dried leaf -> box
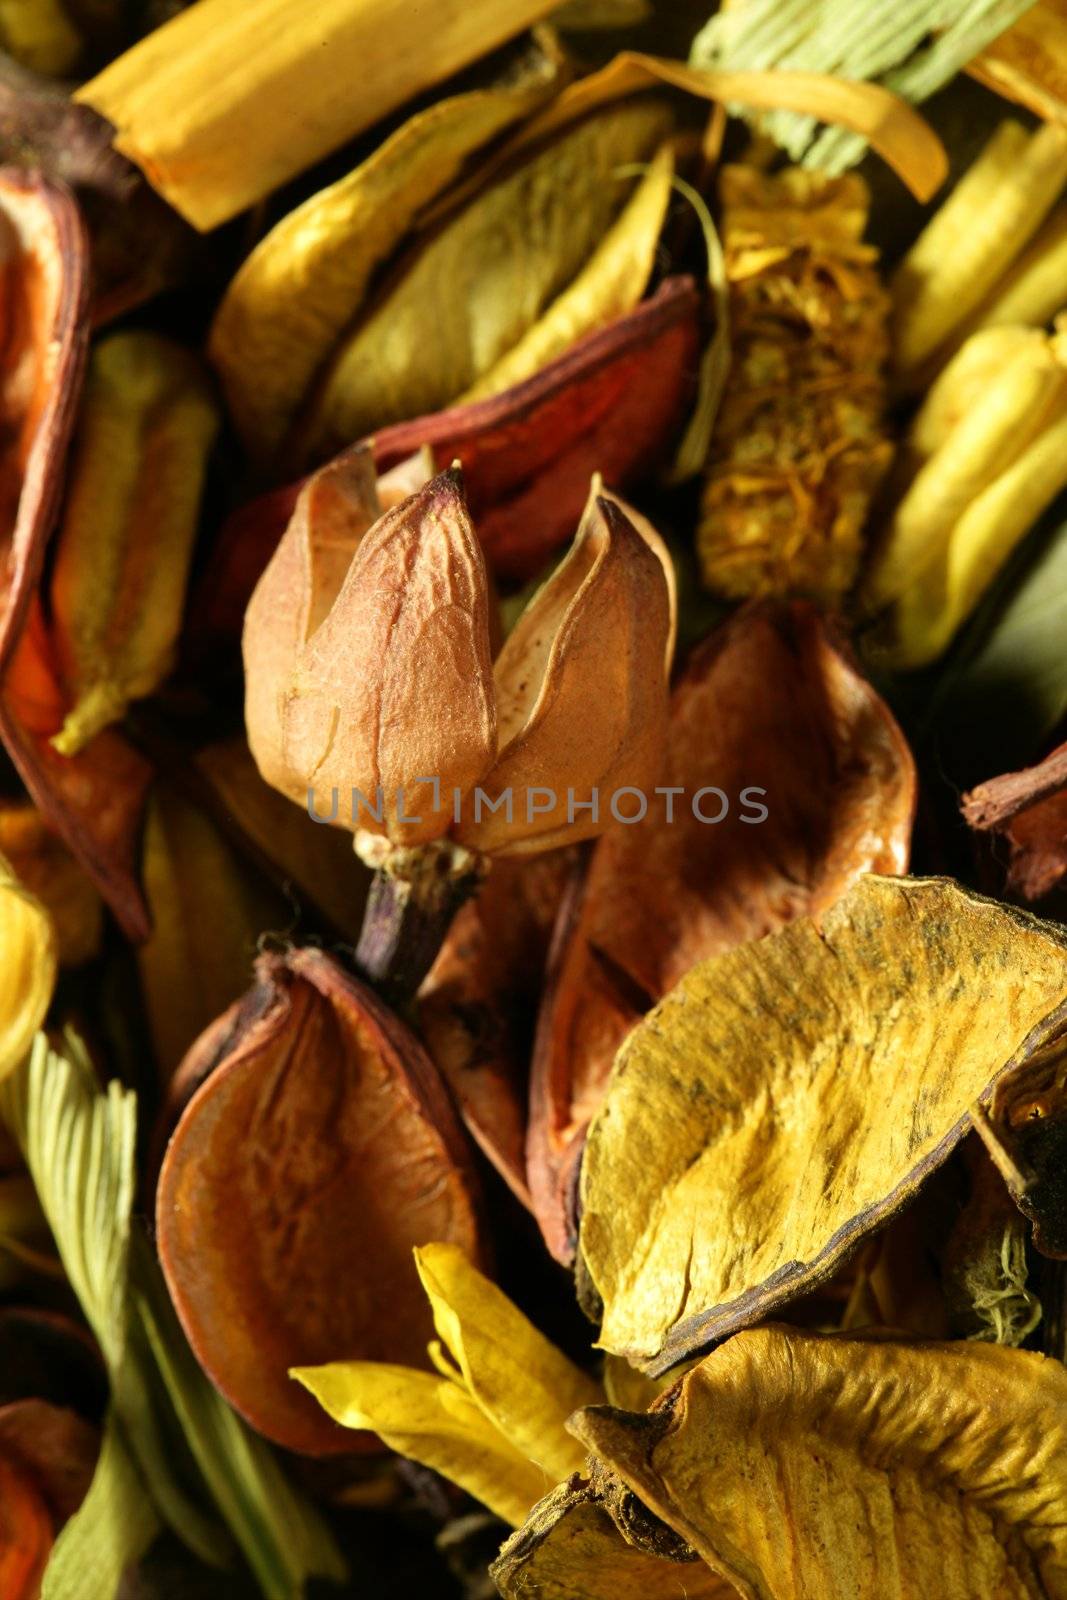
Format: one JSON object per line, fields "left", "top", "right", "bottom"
{"left": 578, "top": 876, "right": 1067, "bottom": 1371}
{"left": 571, "top": 1327, "right": 1067, "bottom": 1599}
{"left": 697, "top": 166, "right": 892, "bottom": 604}
{"left": 963, "top": 739, "right": 1067, "bottom": 900}
{"left": 297, "top": 99, "right": 678, "bottom": 463}
{"left": 419, "top": 849, "right": 572, "bottom": 1205}
{"left": 530, "top": 603, "right": 914, "bottom": 1261}
{"left": 38, "top": 1414, "right": 156, "bottom": 1600}
{"left": 156, "top": 948, "right": 484, "bottom": 1455}
{"left": 48, "top": 331, "right": 220, "bottom": 755}
{"left": 492, "top": 1479, "right": 733, "bottom": 1599}
{"left": 460, "top": 139, "right": 675, "bottom": 402}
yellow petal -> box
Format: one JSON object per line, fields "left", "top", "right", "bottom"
{"left": 572, "top": 1329, "right": 1067, "bottom": 1600}
{"left": 414, "top": 1241, "right": 601, "bottom": 1480}
{"left": 0, "top": 852, "right": 55, "bottom": 1082}
{"left": 276, "top": 469, "right": 497, "bottom": 846}
{"left": 209, "top": 38, "right": 563, "bottom": 459}
{"left": 458, "top": 492, "right": 670, "bottom": 855}
{"left": 460, "top": 140, "right": 675, "bottom": 403}
{"left": 291, "top": 1361, "right": 549, "bottom": 1526}
{"left": 297, "top": 99, "right": 677, "bottom": 463}
{"left": 493, "top": 1479, "right": 734, "bottom": 1599}
{"left": 578, "top": 875, "right": 1067, "bottom": 1370}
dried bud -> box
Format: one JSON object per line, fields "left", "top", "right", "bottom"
{"left": 156, "top": 947, "right": 484, "bottom": 1455}
{"left": 244, "top": 464, "right": 672, "bottom": 861}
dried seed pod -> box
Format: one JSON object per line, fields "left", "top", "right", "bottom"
{"left": 697, "top": 166, "right": 892, "bottom": 606}
{"left": 48, "top": 330, "right": 220, "bottom": 755}
{"left": 156, "top": 947, "right": 484, "bottom": 1455}
{"left": 530, "top": 602, "right": 915, "bottom": 1262}
{"left": 0, "top": 169, "right": 152, "bottom": 938}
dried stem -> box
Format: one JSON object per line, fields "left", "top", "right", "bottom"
{"left": 353, "top": 835, "right": 488, "bottom": 1008}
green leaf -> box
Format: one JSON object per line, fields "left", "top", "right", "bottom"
{"left": 689, "top": 0, "right": 1036, "bottom": 174}
{"left": 41, "top": 1412, "right": 159, "bottom": 1600}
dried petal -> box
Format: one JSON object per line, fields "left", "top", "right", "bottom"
{"left": 0, "top": 803, "right": 101, "bottom": 966}
{"left": 0, "top": 851, "right": 55, "bottom": 1083}
{"left": 419, "top": 849, "right": 571, "bottom": 1204}
{"left": 457, "top": 493, "right": 670, "bottom": 855}
{"left": 963, "top": 739, "right": 1067, "bottom": 900}
{"left": 571, "top": 1328, "right": 1067, "bottom": 1599}
{"left": 0, "top": 1451, "right": 51, "bottom": 1600}
{"left": 530, "top": 603, "right": 914, "bottom": 1261}
{"left": 157, "top": 948, "right": 484, "bottom": 1455}
{"left": 0, "top": 1399, "right": 97, "bottom": 1522}
{"left": 579, "top": 876, "right": 1067, "bottom": 1371}
{"left": 277, "top": 469, "right": 497, "bottom": 846}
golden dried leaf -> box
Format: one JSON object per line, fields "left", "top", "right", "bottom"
{"left": 460, "top": 139, "right": 675, "bottom": 403}
{"left": 209, "top": 37, "right": 565, "bottom": 459}
{"left": 530, "top": 603, "right": 915, "bottom": 1261}
{"left": 0, "top": 852, "right": 55, "bottom": 1083}
{"left": 49, "top": 331, "right": 220, "bottom": 756}
{"left": 297, "top": 98, "right": 677, "bottom": 463}
{"left": 157, "top": 948, "right": 483, "bottom": 1455}
{"left": 579, "top": 876, "right": 1067, "bottom": 1371}
{"left": 571, "top": 1328, "right": 1067, "bottom": 1599}
{"left": 493, "top": 1479, "right": 734, "bottom": 1599}
{"left": 457, "top": 491, "right": 670, "bottom": 856}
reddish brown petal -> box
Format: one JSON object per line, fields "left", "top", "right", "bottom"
{"left": 0, "top": 1400, "right": 98, "bottom": 1523}
{"left": 0, "top": 1452, "right": 52, "bottom": 1599}
{"left": 156, "top": 947, "right": 484, "bottom": 1456}
{"left": 529, "top": 601, "right": 917, "bottom": 1262}
{"left": 962, "top": 739, "right": 1067, "bottom": 900}
{"left": 0, "top": 170, "right": 150, "bottom": 938}
{"left": 418, "top": 849, "right": 574, "bottom": 1207}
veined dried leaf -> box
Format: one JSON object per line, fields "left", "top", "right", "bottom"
{"left": 414, "top": 1241, "right": 600, "bottom": 1481}
{"left": 297, "top": 98, "right": 677, "bottom": 463}
{"left": 893, "top": 120, "right": 1067, "bottom": 382}
{"left": 530, "top": 603, "right": 914, "bottom": 1262}
{"left": 969, "top": 0, "right": 1067, "bottom": 123}
{"left": 963, "top": 739, "right": 1067, "bottom": 901}
{"left": 572, "top": 1327, "right": 1067, "bottom": 1599}
{"left": 492, "top": 1479, "right": 733, "bottom": 1599}
{"left": 49, "top": 331, "right": 220, "bottom": 755}
{"left": 419, "top": 849, "right": 572, "bottom": 1205}
{"left": 0, "top": 1450, "right": 52, "bottom": 1600}
{"left": 0, "top": 852, "right": 55, "bottom": 1083}
{"left": 863, "top": 323, "right": 1067, "bottom": 669}
{"left": 0, "top": 805, "right": 101, "bottom": 967}
{"left": 0, "top": 171, "right": 151, "bottom": 939}
{"left": 460, "top": 140, "right": 674, "bottom": 402}
{"left": 137, "top": 784, "right": 291, "bottom": 1081}
{"left": 157, "top": 948, "right": 484, "bottom": 1455}
{"left": 76, "top": 0, "right": 565, "bottom": 230}
{"left": 457, "top": 492, "right": 670, "bottom": 856}
{"left": 579, "top": 876, "right": 1067, "bottom": 1371}
{"left": 209, "top": 37, "right": 564, "bottom": 460}
{"left": 292, "top": 1361, "right": 547, "bottom": 1527}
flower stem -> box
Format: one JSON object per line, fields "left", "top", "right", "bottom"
{"left": 353, "top": 836, "right": 487, "bottom": 1007}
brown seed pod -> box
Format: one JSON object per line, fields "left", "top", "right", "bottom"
{"left": 156, "top": 947, "right": 484, "bottom": 1456}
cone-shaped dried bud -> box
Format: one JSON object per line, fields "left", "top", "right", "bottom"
{"left": 0, "top": 853, "right": 55, "bottom": 1083}
{"left": 156, "top": 947, "right": 484, "bottom": 1456}
{"left": 457, "top": 490, "right": 671, "bottom": 856}
{"left": 244, "top": 459, "right": 497, "bottom": 846}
